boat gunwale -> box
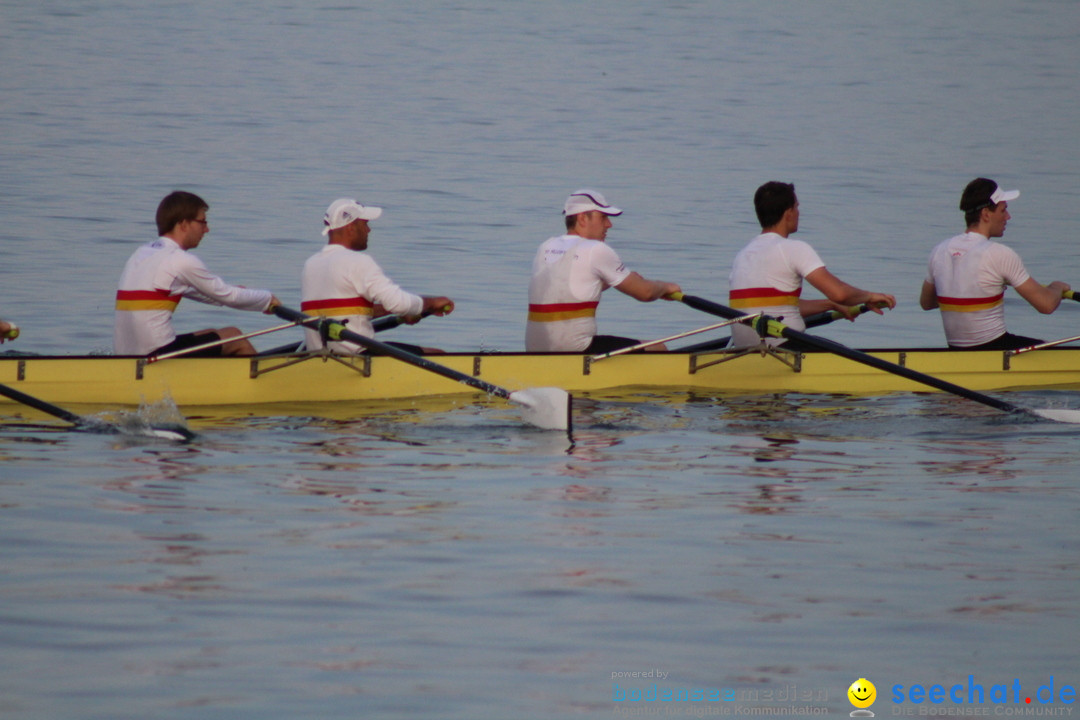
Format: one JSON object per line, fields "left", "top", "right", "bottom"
{"left": 6, "top": 345, "right": 1080, "bottom": 362}
{"left": 3, "top": 346, "right": 1080, "bottom": 412}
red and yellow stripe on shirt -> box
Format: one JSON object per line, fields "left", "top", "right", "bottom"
{"left": 937, "top": 293, "right": 1004, "bottom": 313}
{"left": 528, "top": 301, "right": 599, "bottom": 322}
{"left": 115, "top": 289, "right": 182, "bottom": 312}
{"left": 301, "top": 296, "right": 375, "bottom": 317}
{"left": 728, "top": 286, "right": 801, "bottom": 309}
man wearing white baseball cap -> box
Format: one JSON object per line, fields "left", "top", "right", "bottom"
{"left": 920, "top": 177, "right": 1070, "bottom": 350}
{"left": 300, "top": 198, "right": 454, "bottom": 355}
{"left": 526, "top": 189, "right": 681, "bottom": 353}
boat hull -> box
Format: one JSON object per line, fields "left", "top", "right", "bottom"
{"left": 2, "top": 347, "right": 1080, "bottom": 412}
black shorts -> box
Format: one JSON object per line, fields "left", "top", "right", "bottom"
{"left": 151, "top": 332, "right": 224, "bottom": 358}
{"left": 950, "top": 332, "right": 1042, "bottom": 351}
{"left": 584, "top": 335, "right": 641, "bottom": 355}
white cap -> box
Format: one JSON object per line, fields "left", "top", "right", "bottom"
{"left": 563, "top": 189, "right": 623, "bottom": 217}
{"left": 322, "top": 198, "right": 383, "bottom": 235}
{"left": 990, "top": 187, "right": 1019, "bottom": 204}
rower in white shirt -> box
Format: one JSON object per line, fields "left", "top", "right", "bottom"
{"left": 729, "top": 181, "right": 895, "bottom": 349}
{"left": 114, "top": 191, "right": 279, "bottom": 356}
{"left": 300, "top": 198, "right": 454, "bottom": 356}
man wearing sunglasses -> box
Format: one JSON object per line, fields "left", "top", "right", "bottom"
{"left": 114, "top": 190, "right": 280, "bottom": 356}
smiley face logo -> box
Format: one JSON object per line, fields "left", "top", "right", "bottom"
{"left": 848, "top": 678, "right": 876, "bottom": 709}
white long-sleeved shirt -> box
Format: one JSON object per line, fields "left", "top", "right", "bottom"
{"left": 114, "top": 237, "right": 274, "bottom": 355}
{"left": 300, "top": 244, "right": 423, "bottom": 354}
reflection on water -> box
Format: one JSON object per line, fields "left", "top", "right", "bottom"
{"left": 915, "top": 439, "right": 1024, "bottom": 483}
{"left": 2, "top": 390, "right": 1080, "bottom": 717}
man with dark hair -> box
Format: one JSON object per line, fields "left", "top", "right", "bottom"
{"left": 526, "top": 189, "right": 681, "bottom": 353}
{"left": 919, "top": 178, "right": 1069, "bottom": 350}
{"left": 114, "top": 191, "right": 280, "bottom": 356}
{"left": 728, "top": 181, "right": 895, "bottom": 348}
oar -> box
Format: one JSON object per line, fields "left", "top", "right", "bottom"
{"left": 671, "top": 292, "right": 1080, "bottom": 423}
{"left": 803, "top": 302, "right": 889, "bottom": 328}
{"left": 679, "top": 304, "right": 885, "bottom": 353}
{"left": 590, "top": 317, "right": 755, "bottom": 362}
{"left": 0, "top": 381, "right": 195, "bottom": 441}
{"left": 1062, "top": 290, "right": 1080, "bottom": 303}
{"left": 257, "top": 308, "right": 440, "bottom": 357}
{"left": 273, "top": 306, "right": 571, "bottom": 431}
{"left": 148, "top": 322, "right": 300, "bottom": 362}
{"left": 1007, "top": 334, "right": 1080, "bottom": 355}
{"left": 368, "top": 306, "right": 443, "bottom": 332}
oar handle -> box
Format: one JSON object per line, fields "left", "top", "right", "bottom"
{"left": 675, "top": 293, "right": 1026, "bottom": 416}
{"left": 273, "top": 305, "right": 513, "bottom": 400}
{"left": 370, "top": 315, "right": 406, "bottom": 332}
{"left": 0, "top": 322, "right": 18, "bottom": 341}
{"left": 369, "top": 304, "right": 446, "bottom": 332}
{"left": 1063, "top": 290, "right": 1079, "bottom": 302}
{"left": 803, "top": 302, "right": 888, "bottom": 328}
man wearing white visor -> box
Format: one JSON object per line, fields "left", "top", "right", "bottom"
{"left": 526, "top": 189, "right": 681, "bottom": 353}
{"left": 920, "top": 178, "right": 1070, "bottom": 350}
{"left": 301, "top": 198, "right": 454, "bottom": 355}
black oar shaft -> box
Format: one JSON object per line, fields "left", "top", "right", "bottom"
{"left": 677, "top": 294, "right": 1025, "bottom": 415}
{"left": 803, "top": 301, "right": 893, "bottom": 328}
{"left": 371, "top": 315, "right": 405, "bottom": 332}
{"left": 257, "top": 312, "right": 415, "bottom": 356}
{"left": 370, "top": 305, "right": 442, "bottom": 332}
{"left": 0, "top": 380, "right": 197, "bottom": 441}
{"left": 796, "top": 327, "right": 1019, "bottom": 413}
{"left": 804, "top": 303, "right": 867, "bottom": 328}
{"left": 0, "top": 381, "right": 86, "bottom": 425}
{"left": 259, "top": 307, "right": 445, "bottom": 357}
{"left": 273, "top": 306, "right": 513, "bottom": 400}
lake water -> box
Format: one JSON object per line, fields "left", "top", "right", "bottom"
{"left": 2, "top": 2, "right": 1079, "bottom": 718}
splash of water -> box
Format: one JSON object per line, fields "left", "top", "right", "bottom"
{"left": 90, "top": 396, "right": 195, "bottom": 441}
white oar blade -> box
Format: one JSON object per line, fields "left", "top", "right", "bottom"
{"left": 101, "top": 404, "right": 197, "bottom": 442}
{"left": 142, "top": 425, "right": 197, "bottom": 442}
{"left": 1030, "top": 408, "right": 1080, "bottom": 424}
{"left": 508, "top": 387, "right": 572, "bottom": 431}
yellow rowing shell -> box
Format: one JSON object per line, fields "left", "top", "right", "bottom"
{"left": 2, "top": 346, "right": 1079, "bottom": 412}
